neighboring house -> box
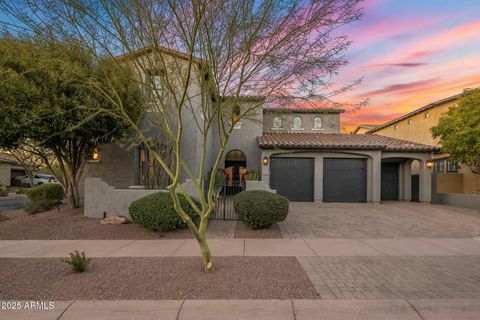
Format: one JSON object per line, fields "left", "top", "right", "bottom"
{"left": 367, "top": 92, "right": 480, "bottom": 194}
{"left": 352, "top": 125, "right": 377, "bottom": 134}
{"left": 0, "top": 153, "right": 27, "bottom": 186}
{"left": 82, "top": 47, "right": 437, "bottom": 204}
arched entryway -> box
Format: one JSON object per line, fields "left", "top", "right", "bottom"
{"left": 225, "top": 149, "right": 247, "bottom": 183}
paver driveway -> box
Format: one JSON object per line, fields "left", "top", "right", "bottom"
{"left": 279, "top": 202, "right": 480, "bottom": 238}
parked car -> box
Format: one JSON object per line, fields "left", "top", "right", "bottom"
{"left": 14, "top": 174, "right": 58, "bottom": 187}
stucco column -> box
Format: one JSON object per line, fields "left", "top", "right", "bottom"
{"left": 419, "top": 160, "right": 432, "bottom": 202}
{"left": 371, "top": 152, "right": 382, "bottom": 203}
{"left": 314, "top": 156, "right": 323, "bottom": 202}
{"left": 261, "top": 150, "right": 273, "bottom": 186}
{"left": 401, "top": 160, "right": 412, "bottom": 201}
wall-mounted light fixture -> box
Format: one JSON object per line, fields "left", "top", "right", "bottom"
{"left": 426, "top": 160, "right": 434, "bottom": 169}
{"left": 262, "top": 156, "right": 269, "bottom": 165}
{"left": 91, "top": 147, "right": 100, "bottom": 161}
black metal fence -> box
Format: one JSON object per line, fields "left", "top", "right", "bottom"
{"left": 209, "top": 180, "right": 244, "bottom": 220}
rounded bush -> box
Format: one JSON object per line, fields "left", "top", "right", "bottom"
{"left": 128, "top": 192, "right": 198, "bottom": 232}
{"left": 234, "top": 190, "right": 289, "bottom": 229}
{"left": 26, "top": 183, "right": 64, "bottom": 202}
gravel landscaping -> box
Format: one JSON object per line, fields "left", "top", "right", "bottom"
{"left": 235, "top": 222, "right": 283, "bottom": 239}
{"left": 0, "top": 257, "right": 317, "bottom": 300}
{"left": 0, "top": 206, "right": 193, "bottom": 240}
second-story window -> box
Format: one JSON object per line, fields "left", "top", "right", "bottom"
{"left": 273, "top": 116, "right": 282, "bottom": 128}
{"left": 408, "top": 119, "right": 413, "bottom": 125}
{"left": 313, "top": 117, "right": 322, "bottom": 129}
{"left": 149, "top": 71, "right": 168, "bottom": 103}
{"left": 293, "top": 116, "right": 302, "bottom": 129}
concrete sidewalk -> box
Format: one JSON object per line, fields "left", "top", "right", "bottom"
{"left": 1, "top": 299, "right": 479, "bottom": 320}
{"left": 0, "top": 238, "right": 479, "bottom": 258}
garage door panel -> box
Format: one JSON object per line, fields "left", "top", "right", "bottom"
{"left": 323, "top": 158, "right": 367, "bottom": 203}
{"left": 270, "top": 158, "right": 314, "bottom": 202}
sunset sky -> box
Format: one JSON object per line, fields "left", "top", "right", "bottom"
{"left": 336, "top": 0, "right": 480, "bottom": 131}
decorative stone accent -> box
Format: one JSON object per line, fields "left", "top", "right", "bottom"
{"left": 100, "top": 215, "right": 130, "bottom": 225}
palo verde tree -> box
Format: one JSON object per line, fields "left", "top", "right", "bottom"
{"left": 0, "top": 37, "right": 143, "bottom": 207}
{"left": 431, "top": 88, "right": 480, "bottom": 174}
{"left": 1, "top": 0, "right": 364, "bottom": 271}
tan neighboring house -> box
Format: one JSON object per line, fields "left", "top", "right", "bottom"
{"left": 367, "top": 92, "right": 480, "bottom": 194}
{"left": 0, "top": 153, "right": 26, "bottom": 187}
{"left": 352, "top": 125, "right": 377, "bottom": 134}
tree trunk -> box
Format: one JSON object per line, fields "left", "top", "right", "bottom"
{"left": 198, "top": 235, "right": 214, "bottom": 272}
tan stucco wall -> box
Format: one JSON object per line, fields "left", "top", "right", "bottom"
{"left": 435, "top": 173, "right": 463, "bottom": 193}
{"left": 460, "top": 165, "right": 480, "bottom": 193}
{"left": 0, "top": 164, "right": 11, "bottom": 186}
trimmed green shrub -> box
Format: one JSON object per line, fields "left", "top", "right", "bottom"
{"left": 65, "top": 250, "right": 90, "bottom": 273}
{"left": 26, "top": 183, "right": 64, "bottom": 201}
{"left": 129, "top": 192, "right": 198, "bottom": 232}
{"left": 25, "top": 183, "right": 64, "bottom": 214}
{"left": 0, "top": 189, "right": 8, "bottom": 197}
{"left": 25, "top": 199, "right": 56, "bottom": 214}
{"left": 234, "top": 190, "right": 289, "bottom": 229}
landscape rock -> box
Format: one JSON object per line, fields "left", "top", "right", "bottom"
{"left": 100, "top": 215, "right": 130, "bottom": 225}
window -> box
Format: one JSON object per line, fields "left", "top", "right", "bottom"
{"left": 313, "top": 117, "right": 322, "bottom": 129}
{"left": 394, "top": 125, "right": 399, "bottom": 130}
{"left": 408, "top": 119, "right": 413, "bottom": 125}
{"left": 273, "top": 116, "right": 282, "bottom": 128}
{"left": 434, "top": 160, "right": 445, "bottom": 173}
{"left": 292, "top": 116, "right": 302, "bottom": 129}
{"left": 149, "top": 71, "right": 168, "bottom": 103}
{"left": 424, "top": 112, "right": 430, "bottom": 119}
{"left": 446, "top": 159, "right": 459, "bottom": 173}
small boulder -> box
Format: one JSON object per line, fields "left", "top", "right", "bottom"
{"left": 100, "top": 215, "right": 130, "bottom": 225}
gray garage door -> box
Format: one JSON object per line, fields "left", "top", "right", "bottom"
{"left": 270, "top": 157, "right": 314, "bottom": 202}
{"left": 323, "top": 158, "right": 367, "bottom": 203}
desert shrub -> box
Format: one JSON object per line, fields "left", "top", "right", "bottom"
{"left": 234, "top": 190, "right": 289, "bottom": 229}
{"left": 25, "top": 184, "right": 64, "bottom": 214}
{"left": 0, "top": 213, "right": 9, "bottom": 221}
{"left": 26, "top": 183, "right": 64, "bottom": 201}
{"left": 65, "top": 250, "right": 90, "bottom": 273}
{"left": 25, "top": 199, "right": 56, "bottom": 214}
{"left": 129, "top": 192, "right": 199, "bottom": 232}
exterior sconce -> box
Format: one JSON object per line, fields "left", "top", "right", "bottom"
{"left": 91, "top": 147, "right": 100, "bottom": 161}
{"left": 262, "top": 156, "right": 269, "bottom": 165}
{"left": 426, "top": 160, "right": 434, "bottom": 169}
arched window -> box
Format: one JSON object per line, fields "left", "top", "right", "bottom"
{"left": 313, "top": 117, "right": 322, "bottom": 129}
{"left": 273, "top": 116, "right": 282, "bottom": 128}
{"left": 293, "top": 116, "right": 302, "bottom": 129}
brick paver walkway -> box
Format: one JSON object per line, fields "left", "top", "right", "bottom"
{"left": 298, "top": 256, "right": 480, "bottom": 300}
{"left": 280, "top": 202, "right": 480, "bottom": 238}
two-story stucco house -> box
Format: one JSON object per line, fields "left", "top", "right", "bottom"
{"left": 368, "top": 92, "right": 480, "bottom": 194}
{"left": 82, "top": 47, "right": 438, "bottom": 207}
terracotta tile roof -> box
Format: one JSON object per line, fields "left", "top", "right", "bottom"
{"left": 0, "top": 153, "right": 19, "bottom": 165}
{"left": 257, "top": 132, "right": 438, "bottom": 152}
{"left": 368, "top": 92, "right": 463, "bottom": 133}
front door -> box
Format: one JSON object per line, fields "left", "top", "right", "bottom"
{"left": 381, "top": 163, "right": 399, "bottom": 201}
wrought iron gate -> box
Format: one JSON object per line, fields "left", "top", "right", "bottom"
{"left": 210, "top": 180, "right": 244, "bottom": 220}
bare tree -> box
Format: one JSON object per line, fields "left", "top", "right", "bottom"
{"left": 1, "top": 0, "right": 364, "bottom": 271}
